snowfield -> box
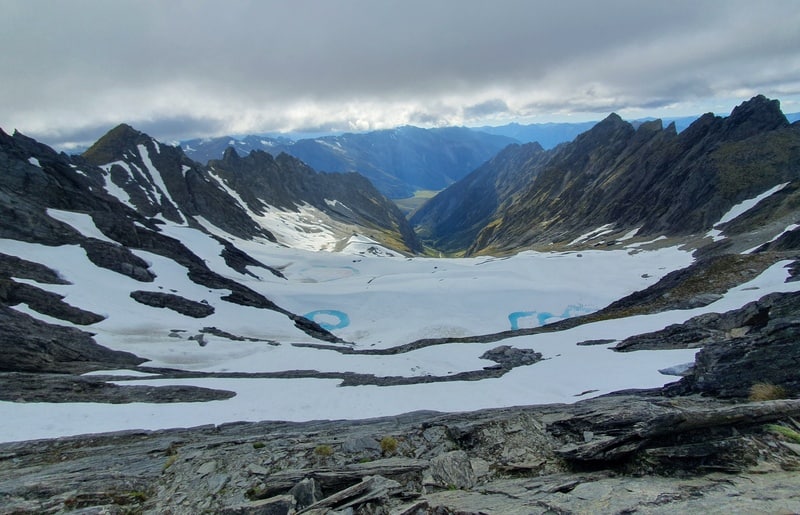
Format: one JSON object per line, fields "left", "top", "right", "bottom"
{"left": 1, "top": 209, "right": 799, "bottom": 443}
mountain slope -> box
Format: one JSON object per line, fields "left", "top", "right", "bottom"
{"left": 413, "top": 95, "right": 800, "bottom": 255}
{"left": 183, "top": 126, "right": 518, "bottom": 198}
{"left": 84, "top": 124, "right": 419, "bottom": 253}
{"left": 411, "top": 142, "right": 549, "bottom": 253}
{"left": 207, "top": 148, "right": 420, "bottom": 253}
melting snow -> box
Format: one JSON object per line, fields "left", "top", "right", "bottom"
{"left": 618, "top": 227, "right": 641, "bottom": 241}
{"left": 707, "top": 183, "right": 790, "bottom": 241}
{"left": 45, "top": 209, "right": 117, "bottom": 244}
{"left": 743, "top": 223, "right": 800, "bottom": 254}
{"left": 568, "top": 223, "right": 615, "bottom": 246}
{"left": 137, "top": 144, "right": 185, "bottom": 224}
{"left": 2, "top": 214, "right": 799, "bottom": 443}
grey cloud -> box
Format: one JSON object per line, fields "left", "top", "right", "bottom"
{"left": 2, "top": 0, "right": 799, "bottom": 146}
{"left": 463, "top": 99, "right": 509, "bottom": 120}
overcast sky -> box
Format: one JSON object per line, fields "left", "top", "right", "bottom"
{"left": 2, "top": 0, "right": 799, "bottom": 149}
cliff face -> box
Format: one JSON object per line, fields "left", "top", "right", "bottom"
{"left": 208, "top": 148, "right": 420, "bottom": 253}
{"left": 412, "top": 96, "right": 800, "bottom": 255}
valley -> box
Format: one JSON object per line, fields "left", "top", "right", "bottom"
{"left": 1, "top": 95, "right": 799, "bottom": 513}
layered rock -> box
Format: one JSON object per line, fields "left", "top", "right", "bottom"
{"left": 1, "top": 391, "right": 798, "bottom": 513}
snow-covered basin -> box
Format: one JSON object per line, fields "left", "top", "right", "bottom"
{"left": 1, "top": 217, "right": 798, "bottom": 442}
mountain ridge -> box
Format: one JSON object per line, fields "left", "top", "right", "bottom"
{"left": 413, "top": 95, "right": 800, "bottom": 255}
{"left": 182, "top": 126, "right": 518, "bottom": 198}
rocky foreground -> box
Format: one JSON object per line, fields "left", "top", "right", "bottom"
{"left": 2, "top": 260, "right": 800, "bottom": 514}
{"left": 1, "top": 392, "right": 799, "bottom": 514}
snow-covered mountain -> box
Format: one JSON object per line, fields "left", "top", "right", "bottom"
{"left": 81, "top": 124, "right": 419, "bottom": 253}
{"left": 2, "top": 98, "right": 800, "bottom": 443}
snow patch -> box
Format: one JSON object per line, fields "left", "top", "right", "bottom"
{"left": 618, "top": 227, "right": 641, "bottom": 242}
{"left": 743, "top": 223, "right": 800, "bottom": 253}
{"left": 137, "top": 144, "right": 185, "bottom": 224}
{"left": 6, "top": 222, "right": 799, "bottom": 443}
{"left": 568, "top": 223, "right": 615, "bottom": 246}
{"left": 27, "top": 157, "right": 41, "bottom": 167}
{"left": 45, "top": 209, "right": 117, "bottom": 243}
{"left": 707, "top": 183, "right": 790, "bottom": 241}
{"left": 625, "top": 236, "right": 667, "bottom": 249}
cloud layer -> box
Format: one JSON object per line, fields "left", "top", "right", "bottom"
{"left": 2, "top": 0, "right": 799, "bottom": 148}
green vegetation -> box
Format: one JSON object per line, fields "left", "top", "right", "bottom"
{"left": 380, "top": 435, "right": 399, "bottom": 455}
{"left": 714, "top": 130, "right": 800, "bottom": 198}
{"left": 252, "top": 441, "right": 265, "bottom": 449}
{"left": 749, "top": 382, "right": 789, "bottom": 401}
{"left": 314, "top": 444, "right": 334, "bottom": 458}
{"left": 162, "top": 454, "right": 177, "bottom": 471}
{"left": 392, "top": 189, "right": 441, "bottom": 217}
{"left": 766, "top": 424, "right": 800, "bottom": 443}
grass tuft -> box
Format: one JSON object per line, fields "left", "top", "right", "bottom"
{"left": 766, "top": 424, "right": 800, "bottom": 443}
{"left": 749, "top": 382, "right": 789, "bottom": 401}
{"left": 314, "top": 444, "right": 333, "bottom": 458}
{"left": 380, "top": 436, "right": 398, "bottom": 456}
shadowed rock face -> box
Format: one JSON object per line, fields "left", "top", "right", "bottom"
{"left": 0, "top": 306, "right": 144, "bottom": 373}
{"left": 82, "top": 124, "right": 421, "bottom": 252}
{"left": 208, "top": 148, "right": 421, "bottom": 253}
{"left": 130, "top": 290, "right": 215, "bottom": 318}
{"left": 413, "top": 95, "right": 800, "bottom": 255}
{"left": 0, "top": 125, "right": 352, "bottom": 375}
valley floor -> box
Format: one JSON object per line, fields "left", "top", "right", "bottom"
{"left": 2, "top": 210, "right": 800, "bottom": 442}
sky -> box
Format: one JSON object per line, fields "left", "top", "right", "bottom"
{"left": 2, "top": 0, "right": 799, "bottom": 150}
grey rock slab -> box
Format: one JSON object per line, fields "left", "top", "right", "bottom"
{"left": 429, "top": 450, "right": 475, "bottom": 489}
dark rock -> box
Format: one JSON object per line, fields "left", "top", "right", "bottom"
{"left": 0, "top": 253, "right": 69, "bottom": 284}
{"left": 0, "top": 372, "right": 236, "bottom": 403}
{"left": 288, "top": 477, "right": 324, "bottom": 509}
{"left": 1, "top": 394, "right": 799, "bottom": 513}
{"left": 208, "top": 148, "right": 421, "bottom": 253}
{"left": 576, "top": 339, "right": 616, "bottom": 346}
{"left": 130, "top": 290, "right": 215, "bottom": 318}
{"left": 668, "top": 318, "right": 800, "bottom": 398}
{"left": 221, "top": 495, "right": 295, "bottom": 515}
{"left": 480, "top": 345, "right": 542, "bottom": 367}
{"left": 0, "top": 306, "right": 144, "bottom": 373}
{"left": 81, "top": 238, "right": 155, "bottom": 282}
{"left": 216, "top": 236, "right": 285, "bottom": 279}
{"left": 413, "top": 95, "right": 800, "bottom": 255}
{"left": 0, "top": 278, "right": 104, "bottom": 325}
{"left": 429, "top": 451, "right": 475, "bottom": 490}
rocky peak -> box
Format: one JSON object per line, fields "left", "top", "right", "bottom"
{"left": 636, "top": 118, "right": 664, "bottom": 134}
{"left": 82, "top": 123, "right": 152, "bottom": 165}
{"left": 571, "top": 112, "right": 634, "bottom": 150}
{"left": 722, "top": 94, "right": 789, "bottom": 141}
{"left": 221, "top": 146, "right": 241, "bottom": 162}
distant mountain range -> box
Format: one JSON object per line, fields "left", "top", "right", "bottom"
{"left": 181, "top": 112, "right": 799, "bottom": 200}
{"left": 1, "top": 96, "right": 796, "bottom": 263}
{"left": 182, "top": 127, "right": 518, "bottom": 198}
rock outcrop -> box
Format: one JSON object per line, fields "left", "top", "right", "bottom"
{"left": 1, "top": 392, "right": 798, "bottom": 513}
{"left": 0, "top": 306, "right": 144, "bottom": 373}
